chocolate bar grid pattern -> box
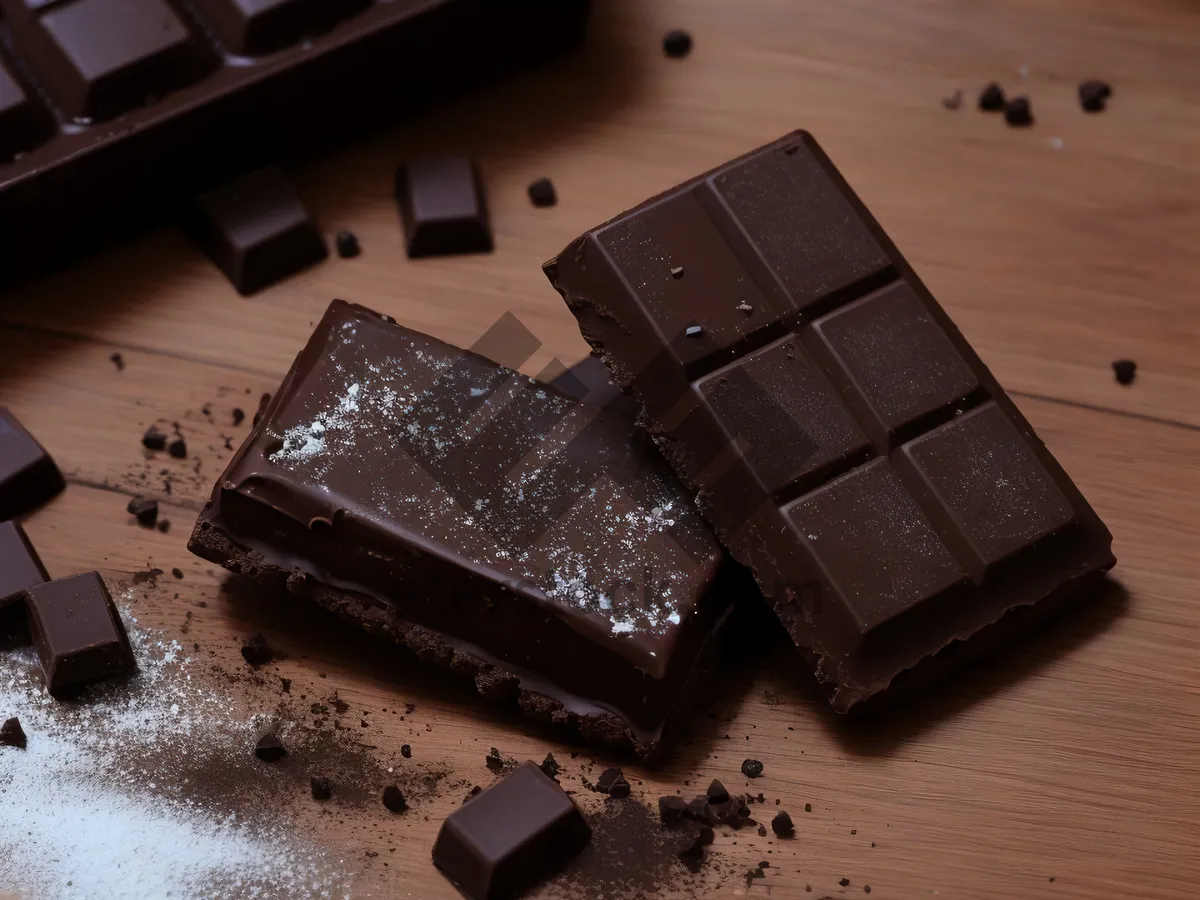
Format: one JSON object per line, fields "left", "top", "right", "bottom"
{"left": 586, "top": 134, "right": 1081, "bottom": 640}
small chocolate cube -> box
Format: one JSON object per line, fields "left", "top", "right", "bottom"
{"left": 394, "top": 158, "right": 493, "bottom": 258}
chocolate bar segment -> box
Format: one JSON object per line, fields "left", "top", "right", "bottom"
{"left": 189, "top": 300, "right": 739, "bottom": 757}
{"left": 433, "top": 761, "right": 591, "bottom": 899}
{"left": 192, "top": 0, "right": 369, "bottom": 56}
{"left": 544, "top": 131, "right": 1115, "bottom": 710}
{"left": 0, "top": 408, "right": 65, "bottom": 521}
{"left": 395, "top": 158, "right": 493, "bottom": 258}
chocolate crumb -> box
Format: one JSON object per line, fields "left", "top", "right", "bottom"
{"left": 1004, "top": 96, "right": 1034, "bottom": 127}
{"left": 254, "top": 732, "right": 286, "bottom": 762}
{"left": 240, "top": 632, "right": 272, "bottom": 667}
{"left": 978, "top": 82, "right": 1006, "bottom": 111}
{"left": 172, "top": 568, "right": 184, "bottom": 579}
{"left": 110, "top": 352, "right": 125, "bottom": 371}
{"left": 540, "top": 752, "right": 559, "bottom": 779}
{"left": 595, "top": 767, "right": 625, "bottom": 795}
{"left": 1079, "top": 80, "right": 1112, "bottom": 113}
{"left": 805, "top": 803, "right": 812, "bottom": 813}
{"left": 142, "top": 426, "right": 167, "bottom": 451}
{"left": 757, "top": 824, "right": 767, "bottom": 837}
{"left": 335, "top": 230, "right": 361, "bottom": 259}
{"left": 156, "top": 519, "right": 171, "bottom": 533}
{"left": 771, "top": 810, "right": 794, "bottom": 837}
{"left": 741, "top": 758, "right": 764, "bottom": 778}
{"left": 168, "top": 438, "right": 188, "bottom": 459}
{"left": 1, "top": 716, "right": 27, "bottom": 749}
{"left": 528, "top": 178, "right": 557, "bottom": 208}
{"left": 864, "top": 887, "right": 872, "bottom": 894}
{"left": 663, "top": 29, "right": 692, "bottom": 58}
{"left": 1112, "top": 359, "right": 1137, "bottom": 385}
{"left": 232, "top": 408, "right": 246, "bottom": 426}
{"left": 485, "top": 747, "right": 505, "bottom": 773}
{"left": 382, "top": 784, "right": 407, "bottom": 813}
{"left": 127, "top": 497, "right": 158, "bottom": 528}
{"left": 706, "top": 779, "right": 729, "bottom": 805}
{"left": 400, "top": 744, "right": 412, "bottom": 759}
{"left": 840, "top": 877, "right": 851, "bottom": 887}
{"left": 311, "top": 776, "right": 332, "bottom": 800}
{"left": 280, "top": 678, "right": 291, "bottom": 693}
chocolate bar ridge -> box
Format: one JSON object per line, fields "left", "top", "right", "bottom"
{"left": 189, "top": 300, "right": 741, "bottom": 758}
{"left": 544, "top": 130, "right": 1115, "bottom": 710}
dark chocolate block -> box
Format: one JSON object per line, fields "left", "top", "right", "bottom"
{"left": 0, "top": 408, "right": 65, "bottom": 521}
{"left": 0, "top": 0, "right": 590, "bottom": 287}
{"left": 395, "top": 158, "right": 493, "bottom": 258}
{"left": 544, "top": 130, "right": 1115, "bottom": 711}
{"left": 432, "top": 761, "right": 590, "bottom": 900}
{"left": 189, "top": 300, "right": 741, "bottom": 757}
{"left": 0, "top": 520, "right": 50, "bottom": 605}
{"left": 26, "top": 571, "right": 137, "bottom": 696}
{"left": 188, "top": 166, "right": 327, "bottom": 294}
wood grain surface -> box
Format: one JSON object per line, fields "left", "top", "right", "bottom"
{"left": 2, "top": 1, "right": 1199, "bottom": 897}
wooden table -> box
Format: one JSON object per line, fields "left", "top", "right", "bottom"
{"left": 2, "top": 1, "right": 1198, "bottom": 897}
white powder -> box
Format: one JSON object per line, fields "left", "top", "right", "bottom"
{"left": 0, "top": 594, "right": 352, "bottom": 900}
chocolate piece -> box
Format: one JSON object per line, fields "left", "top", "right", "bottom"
{"left": 311, "top": 775, "right": 332, "bottom": 800}
{"left": 659, "top": 795, "right": 688, "bottom": 826}
{"left": 189, "top": 300, "right": 739, "bottom": 757}
{"left": 335, "top": 230, "right": 361, "bottom": 259}
{"left": 0, "top": 521, "right": 50, "bottom": 617}
{"left": 1112, "top": 359, "right": 1136, "bottom": 385}
{"left": 706, "top": 779, "right": 729, "bottom": 805}
{"left": 0, "top": 1, "right": 590, "bottom": 288}
{"left": 663, "top": 29, "right": 692, "bottom": 58}
{"left": 741, "top": 759, "right": 763, "bottom": 778}
{"left": 382, "top": 783, "right": 407, "bottom": 813}
{"left": 402, "top": 744, "right": 413, "bottom": 759}
{"left": 127, "top": 497, "right": 159, "bottom": 528}
{"left": 110, "top": 352, "right": 125, "bottom": 371}
{"left": 168, "top": 438, "right": 188, "bottom": 459}
{"left": 0, "top": 408, "right": 65, "bottom": 521}
{"left": 1004, "top": 96, "right": 1033, "bottom": 127}
{"left": 544, "top": 131, "right": 1115, "bottom": 711}
{"left": 172, "top": 568, "right": 184, "bottom": 580}
{"left": 486, "top": 748, "right": 506, "bottom": 773}
{"left": 771, "top": 811, "right": 794, "bottom": 837}
{"left": 1079, "top": 80, "right": 1112, "bottom": 113}
{"left": 978, "top": 82, "right": 1006, "bottom": 111}
{"left": 255, "top": 731, "right": 286, "bottom": 761}
{"left": 241, "top": 631, "right": 272, "bottom": 667}
{"left": 539, "top": 752, "right": 559, "bottom": 779}
{"left": 528, "top": 177, "right": 558, "bottom": 208}
{"left": 395, "top": 158, "right": 493, "bottom": 258}
{"left": 25, "top": 571, "right": 136, "bottom": 697}
{"left": 232, "top": 408, "right": 246, "bottom": 426}
{"left": 432, "top": 761, "right": 590, "bottom": 900}
{"left": 188, "top": 166, "right": 327, "bottom": 294}
{"left": 0, "top": 716, "right": 27, "bottom": 749}
{"left": 142, "top": 426, "right": 167, "bottom": 451}
{"left": 595, "top": 767, "right": 624, "bottom": 794}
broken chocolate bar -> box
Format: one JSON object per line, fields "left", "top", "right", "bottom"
{"left": 433, "top": 761, "right": 590, "bottom": 900}
{"left": 544, "top": 130, "right": 1115, "bottom": 711}
{"left": 189, "top": 300, "right": 742, "bottom": 757}
{"left": 0, "top": 408, "right": 65, "bottom": 521}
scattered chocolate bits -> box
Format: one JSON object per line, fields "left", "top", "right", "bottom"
{"left": 240, "top": 631, "right": 273, "bottom": 667}
{"left": 805, "top": 803, "right": 812, "bottom": 813}
{"left": 382, "top": 784, "right": 408, "bottom": 813}
{"left": 1079, "top": 80, "right": 1112, "bottom": 113}
{"left": 539, "top": 752, "right": 559, "bottom": 779}
{"left": 595, "top": 767, "right": 625, "bottom": 795}
{"left": 741, "top": 758, "right": 764, "bottom": 778}
{"left": 311, "top": 776, "right": 332, "bottom": 800}
{"left": 527, "top": 177, "right": 557, "bottom": 208}
{"left": 335, "top": 230, "right": 361, "bottom": 258}
{"left": 1004, "top": 96, "right": 1034, "bottom": 127}
{"left": 608, "top": 775, "right": 631, "bottom": 799}
{"left": 232, "top": 407, "right": 246, "bottom": 426}
{"left": 168, "top": 438, "right": 188, "bottom": 459}
{"left": 663, "top": 29, "right": 692, "bottom": 58}
{"left": 840, "top": 877, "right": 851, "bottom": 887}
{"left": 485, "top": 747, "right": 505, "bottom": 773}
{"left": 254, "top": 732, "right": 286, "bottom": 762}
{"left": 757, "top": 824, "right": 768, "bottom": 837}
{"left": 127, "top": 497, "right": 159, "bottom": 528}
{"left": 156, "top": 520, "right": 171, "bottom": 534}
{"left": 171, "top": 568, "right": 184, "bottom": 580}
{"left": 658, "top": 795, "right": 688, "bottom": 826}
{"left": 978, "top": 82, "right": 1006, "bottom": 111}
{"left": 142, "top": 426, "right": 167, "bottom": 451}
{"left": 401, "top": 744, "right": 412, "bottom": 759}
{"left": 864, "top": 886, "right": 872, "bottom": 894}
{"left": 1, "top": 716, "right": 26, "bottom": 749}
{"left": 941, "top": 89, "right": 963, "bottom": 110}
{"left": 1112, "top": 359, "right": 1137, "bottom": 385}
{"left": 771, "top": 811, "right": 794, "bottom": 837}
{"left": 706, "top": 779, "right": 729, "bottom": 805}
{"left": 110, "top": 352, "right": 125, "bottom": 371}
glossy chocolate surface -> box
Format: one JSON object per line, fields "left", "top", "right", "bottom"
{"left": 0, "top": 408, "right": 65, "bottom": 522}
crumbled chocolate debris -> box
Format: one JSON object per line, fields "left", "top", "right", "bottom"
{"left": 254, "top": 732, "right": 286, "bottom": 762}
{"left": 127, "top": 497, "right": 158, "bottom": 528}
{"left": 771, "top": 810, "right": 794, "bottom": 837}
{"left": 110, "top": 352, "right": 125, "bottom": 371}
{"left": 485, "top": 747, "right": 505, "bottom": 772}
{"left": 741, "top": 758, "right": 764, "bottom": 778}
{"left": 658, "top": 795, "right": 688, "bottom": 826}
{"left": 311, "top": 776, "right": 332, "bottom": 800}
{"left": 1, "top": 716, "right": 27, "bottom": 749}
{"left": 142, "top": 425, "right": 167, "bottom": 451}
{"left": 168, "top": 438, "right": 188, "bottom": 459}
{"left": 979, "top": 82, "right": 1006, "bottom": 111}
{"left": 156, "top": 519, "right": 171, "bottom": 533}
{"left": 240, "top": 631, "right": 272, "bottom": 667}
{"left": 232, "top": 407, "right": 246, "bottom": 426}
{"left": 171, "top": 568, "right": 184, "bottom": 579}
{"left": 1004, "top": 96, "right": 1034, "bottom": 127}
{"left": 805, "top": 803, "right": 812, "bottom": 813}
{"left": 331, "top": 697, "right": 350, "bottom": 715}
{"left": 1079, "top": 80, "right": 1112, "bottom": 113}
{"left": 382, "top": 784, "right": 407, "bottom": 813}
{"left": 840, "top": 877, "right": 851, "bottom": 887}
{"left": 864, "top": 887, "right": 872, "bottom": 894}
{"left": 280, "top": 678, "right": 291, "bottom": 693}
{"left": 706, "top": 779, "right": 729, "bottom": 805}
{"left": 540, "top": 752, "right": 559, "bottom": 779}
{"left": 850, "top": 829, "right": 857, "bottom": 835}
{"left": 201, "top": 403, "right": 213, "bottom": 418}
{"left": 595, "top": 767, "right": 625, "bottom": 795}
{"left": 253, "top": 393, "right": 272, "bottom": 426}
{"left": 757, "top": 824, "right": 768, "bottom": 837}
{"left": 1112, "top": 359, "right": 1137, "bottom": 385}
{"left": 942, "top": 89, "right": 963, "bottom": 110}
{"left": 401, "top": 744, "right": 412, "bottom": 759}
{"left": 528, "top": 177, "right": 557, "bottom": 208}
{"left": 335, "top": 230, "right": 361, "bottom": 259}
{"left": 663, "top": 29, "right": 692, "bottom": 58}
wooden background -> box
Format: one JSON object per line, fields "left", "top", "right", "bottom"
{"left": 2, "top": 0, "right": 1199, "bottom": 897}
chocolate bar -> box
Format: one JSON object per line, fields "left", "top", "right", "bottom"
{"left": 0, "top": 0, "right": 590, "bottom": 286}
{"left": 433, "top": 761, "right": 591, "bottom": 899}
{"left": 544, "top": 131, "right": 1115, "bottom": 711}
{"left": 0, "top": 408, "right": 65, "bottom": 521}
{"left": 189, "top": 300, "right": 741, "bottom": 757}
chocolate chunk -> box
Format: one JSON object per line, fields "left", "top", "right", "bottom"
{"left": 659, "top": 795, "right": 688, "bottom": 826}
{"left": 127, "top": 497, "right": 159, "bottom": 528}
{"left": 1, "top": 716, "right": 26, "bottom": 749}
{"left": 168, "top": 438, "right": 187, "bottom": 459}
{"left": 486, "top": 747, "right": 506, "bottom": 773}
{"left": 1112, "top": 359, "right": 1137, "bottom": 385}
{"left": 0, "top": 521, "right": 50, "bottom": 618}
{"left": 335, "top": 230, "right": 361, "bottom": 259}
{"left": 433, "top": 762, "right": 590, "bottom": 899}
{"left": 595, "top": 767, "right": 624, "bottom": 794}
{"left": 1079, "top": 80, "right": 1112, "bottom": 113}
{"left": 394, "top": 158, "right": 493, "bottom": 258}
{"left": 1004, "top": 96, "right": 1034, "bottom": 127}
{"left": 171, "top": 568, "right": 183, "bottom": 580}
{"left": 805, "top": 803, "right": 812, "bottom": 813}
{"left": 539, "top": 752, "right": 559, "bottom": 779}
{"left": 757, "top": 824, "right": 768, "bottom": 836}
{"left": 978, "top": 82, "right": 1006, "bottom": 111}
{"left": 188, "top": 166, "right": 327, "bottom": 295}
{"left": 528, "top": 177, "right": 557, "bottom": 208}
{"left": 240, "top": 631, "right": 272, "bottom": 667}
{"left": 741, "top": 759, "right": 764, "bottom": 778}
{"left": 608, "top": 775, "right": 631, "bottom": 799}
{"left": 663, "top": 29, "right": 692, "bottom": 58}
{"left": 311, "top": 776, "right": 332, "bottom": 800}
{"left": 26, "top": 572, "right": 136, "bottom": 697}
{"left": 771, "top": 811, "right": 794, "bottom": 837}
{"left": 706, "top": 779, "right": 730, "bottom": 805}
{"left": 110, "top": 352, "right": 125, "bottom": 371}
{"left": 232, "top": 408, "right": 246, "bottom": 426}
{"left": 142, "top": 426, "right": 167, "bottom": 451}
{"left": 0, "top": 408, "right": 65, "bottom": 521}
{"left": 254, "top": 732, "right": 286, "bottom": 762}
{"left": 401, "top": 744, "right": 412, "bottom": 759}
{"left": 544, "top": 130, "right": 1114, "bottom": 712}
{"left": 840, "top": 878, "right": 851, "bottom": 887}
{"left": 382, "top": 783, "right": 408, "bottom": 813}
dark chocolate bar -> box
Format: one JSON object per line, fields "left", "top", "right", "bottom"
{"left": 0, "top": 0, "right": 590, "bottom": 286}
{"left": 544, "top": 131, "right": 1115, "bottom": 711}
{"left": 0, "top": 408, "right": 65, "bottom": 521}
{"left": 0, "top": 519, "right": 49, "bottom": 605}
{"left": 433, "top": 761, "right": 591, "bottom": 900}
{"left": 189, "top": 300, "right": 741, "bottom": 758}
